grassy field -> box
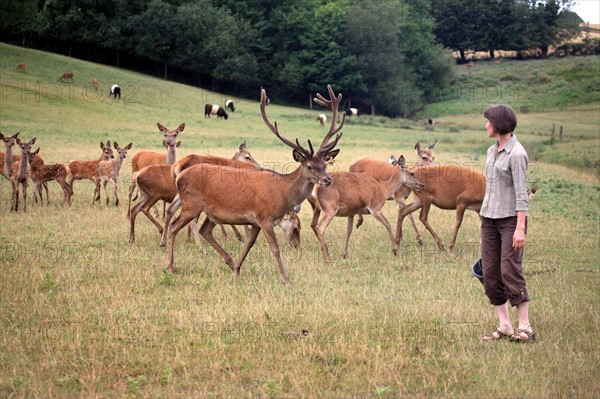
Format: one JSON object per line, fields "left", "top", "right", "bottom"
{"left": 1, "top": 43, "right": 599, "bottom": 398}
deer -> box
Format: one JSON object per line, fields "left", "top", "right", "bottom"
{"left": 350, "top": 140, "right": 439, "bottom": 245}
{"left": 93, "top": 78, "right": 99, "bottom": 91}
{"left": 131, "top": 140, "right": 260, "bottom": 244}
{"left": 308, "top": 155, "right": 424, "bottom": 263}
{"left": 68, "top": 141, "right": 114, "bottom": 197}
{"left": 395, "top": 165, "right": 486, "bottom": 251}
{"left": 58, "top": 72, "right": 74, "bottom": 82}
{"left": 16, "top": 63, "right": 26, "bottom": 72}
{"left": 10, "top": 137, "right": 36, "bottom": 212}
{"left": 164, "top": 85, "right": 344, "bottom": 283}
{"left": 1, "top": 132, "right": 21, "bottom": 180}
{"left": 156, "top": 141, "right": 302, "bottom": 248}
{"left": 93, "top": 142, "right": 133, "bottom": 206}
{"left": 27, "top": 148, "right": 73, "bottom": 206}
{"left": 127, "top": 123, "right": 184, "bottom": 218}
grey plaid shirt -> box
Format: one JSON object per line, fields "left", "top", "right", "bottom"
{"left": 480, "top": 135, "right": 529, "bottom": 219}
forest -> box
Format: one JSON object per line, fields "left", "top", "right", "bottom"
{"left": 0, "top": 0, "right": 582, "bottom": 117}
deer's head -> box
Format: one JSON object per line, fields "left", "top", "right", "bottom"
{"left": 391, "top": 154, "right": 424, "bottom": 192}
{"left": 233, "top": 139, "right": 260, "bottom": 166}
{"left": 101, "top": 141, "right": 115, "bottom": 159}
{"left": 260, "top": 85, "right": 343, "bottom": 187}
{"left": 415, "top": 140, "right": 438, "bottom": 166}
{"left": 15, "top": 137, "right": 36, "bottom": 155}
{"left": 157, "top": 123, "right": 184, "bottom": 148}
{"left": 1, "top": 132, "right": 20, "bottom": 149}
{"left": 114, "top": 142, "right": 133, "bottom": 161}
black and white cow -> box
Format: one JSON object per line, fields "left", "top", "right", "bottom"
{"left": 225, "top": 99, "right": 235, "bottom": 112}
{"left": 345, "top": 107, "right": 359, "bottom": 116}
{"left": 204, "top": 104, "right": 228, "bottom": 119}
{"left": 110, "top": 84, "right": 121, "bottom": 99}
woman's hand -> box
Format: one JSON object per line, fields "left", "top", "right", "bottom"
{"left": 513, "top": 227, "right": 526, "bottom": 249}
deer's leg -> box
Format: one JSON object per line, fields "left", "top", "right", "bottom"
{"left": 314, "top": 210, "right": 336, "bottom": 263}
{"left": 230, "top": 225, "right": 244, "bottom": 242}
{"left": 22, "top": 180, "right": 27, "bottom": 212}
{"left": 449, "top": 203, "right": 467, "bottom": 252}
{"left": 160, "top": 194, "right": 181, "bottom": 247}
{"left": 103, "top": 180, "right": 110, "bottom": 206}
{"left": 113, "top": 181, "right": 119, "bottom": 206}
{"left": 199, "top": 217, "right": 236, "bottom": 271}
{"left": 259, "top": 223, "right": 290, "bottom": 284}
{"left": 219, "top": 224, "right": 230, "bottom": 240}
{"left": 235, "top": 225, "right": 261, "bottom": 275}
{"left": 11, "top": 180, "right": 19, "bottom": 212}
{"left": 396, "top": 199, "right": 423, "bottom": 247}
{"left": 370, "top": 208, "right": 397, "bottom": 255}
{"left": 34, "top": 183, "right": 42, "bottom": 205}
{"left": 166, "top": 207, "right": 201, "bottom": 273}
{"left": 188, "top": 216, "right": 205, "bottom": 253}
{"left": 395, "top": 190, "right": 423, "bottom": 245}
{"left": 43, "top": 182, "right": 49, "bottom": 205}
{"left": 129, "top": 194, "right": 148, "bottom": 244}
{"left": 356, "top": 214, "right": 364, "bottom": 229}
{"left": 343, "top": 216, "right": 354, "bottom": 259}
{"left": 127, "top": 179, "right": 136, "bottom": 218}
{"left": 418, "top": 202, "right": 445, "bottom": 250}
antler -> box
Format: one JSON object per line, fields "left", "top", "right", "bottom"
{"left": 260, "top": 89, "right": 311, "bottom": 155}
{"left": 313, "top": 84, "right": 345, "bottom": 154}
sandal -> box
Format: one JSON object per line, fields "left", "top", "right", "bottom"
{"left": 483, "top": 327, "right": 513, "bottom": 341}
{"left": 511, "top": 327, "right": 536, "bottom": 343}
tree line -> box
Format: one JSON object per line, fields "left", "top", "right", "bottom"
{"left": 0, "top": 0, "right": 582, "bottom": 117}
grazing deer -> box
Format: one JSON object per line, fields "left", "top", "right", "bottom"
{"left": 68, "top": 141, "right": 114, "bottom": 195}
{"left": 350, "top": 140, "right": 438, "bottom": 245}
{"left": 309, "top": 155, "right": 423, "bottom": 263}
{"left": 27, "top": 148, "right": 72, "bottom": 206}
{"left": 58, "top": 72, "right": 74, "bottom": 82}
{"left": 396, "top": 165, "right": 486, "bottom": 251}
{"left": 10, "top": 137, "right": 36, "bottom": 212}
{"left": 93, "top": 142, "right": 133, "bottom": 206}
{"left": 165, "top": 85, "right": 344, "bottom": 283}
{"left": 127, "top": 123, "right": 185, "bottom": 218}
{"left": 16, "top": 63, "right": 26, "bottom": 72}
{"left": 131, "top": 141, "right": 259, "bottom": 244}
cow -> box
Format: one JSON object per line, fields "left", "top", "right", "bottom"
{"left": 225, "top": 99, "right": 235, "bottom": 112}
{"left": 345, "top": 107, "right": 359, "bottom": 116}
{"left": 110, "top": 84, "right": 121, "bottom": 99}
{"left": 204, "top": 104, "right": 228, "bottom": 120}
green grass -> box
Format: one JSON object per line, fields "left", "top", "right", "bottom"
{"left": 1, "top": 42, "right": 599, "bottom": 398}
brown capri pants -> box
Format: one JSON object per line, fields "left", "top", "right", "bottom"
{"left": 481, "top": 216, "right": 529, "bottom": 306}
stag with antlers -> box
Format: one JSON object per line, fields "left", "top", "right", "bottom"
{"left": 165, "top": 85, "right": 344, "bottom": 283}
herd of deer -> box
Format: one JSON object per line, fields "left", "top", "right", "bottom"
{"left": 1, "top": 85, "right": 491, "bottom": 284}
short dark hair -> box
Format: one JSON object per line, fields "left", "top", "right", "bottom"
{"left": 483, "top": 104, "right": 517, "bottom": 135}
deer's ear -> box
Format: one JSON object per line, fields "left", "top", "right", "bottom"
{"left": 30, "top": 138, "right": 36, "bottom": 145}
{"left": 292, "top": 149, "right": 307, "bottom": 163}
{"left": 415, "top": 142, "right": 422, "bottom": 151}
{"left": 157, "top": 123, "right": 167, "bottom": 132}
{"left": 101, "top": 142, "right": 105, "bottom": 149}
{"left": 113, "top": 142, "right": 119, "bottom": 149}
{"left": 428, "top": 140, "right": 439, "bottom": 149}
{"left": 16, "top": 138, "right": 22, "bottom": 145}
{"left": 323, "top": 149, "right": 340, "bottom": 162}
{"left": 176, "top": 123, "right": 185, "bottom": 133}
{"left": 176, "top": 141, "right": 181, "bottom": 148}
{"left": 33, "top": 148, "right": 40, "bottom": 156}
{"left": 389, "top": 155, "right": 398, "bottom": 166}
{"left": 398, "top": 155, "right": 406, "bottom": 168}
{"left": 239, "top": 140, "right": 247, "bottom": 151}
{"left": 13, "top": 132, "right": 20, "bottom": 139}
{"left": 125, "top": 143, "right": 133, "bottom": 150}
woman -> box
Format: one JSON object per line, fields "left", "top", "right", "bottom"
{"left": 480, "top": 104, "right": 535, "bottom": 342}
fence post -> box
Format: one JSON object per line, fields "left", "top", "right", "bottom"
{"left": 559, "top": 125, "right": 563, "bottom": 141}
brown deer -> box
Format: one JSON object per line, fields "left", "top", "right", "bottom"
{"left": 16, "top": 63, "right": 26, "bottom": 72}
{"left": 157, "top": 142, "right": 302, "bottom": 248}
{"left": 10, "top": 137, "right": 36, "bottom": 212}
{"left": 131, "top": 141, "right": 260, "bottom": 244}
{"left": 350, "top": 140, "right": 438, "bottom": 245}
{"left": 58, "top": 72, "right": 74, "bottom": 82}
{"left": 164, "top": 85, "right": 344, "bottom": 283}
{"left": 127, "top": 123, "right": 185, "bottom": 218}
{"left": 396, "top": 165, "right": 486, "bottom": 251}
{"left": 27, "top": 148, "right": 73, "bottom": 206}
{"left": 1, "top": 132, "right": 20, "bottom": 180}
{"left": 309, "top": 155, "right": 423, "bottom": 263}
{"left": 93, "top": 142, "right": 133, "bottom": 206}
{"left": 68, "top": 141, "right": 114, "bottom": 196}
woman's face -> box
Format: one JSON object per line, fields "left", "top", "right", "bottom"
{"left": 485, "top": 119, "right": 497, "bottom": 138}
